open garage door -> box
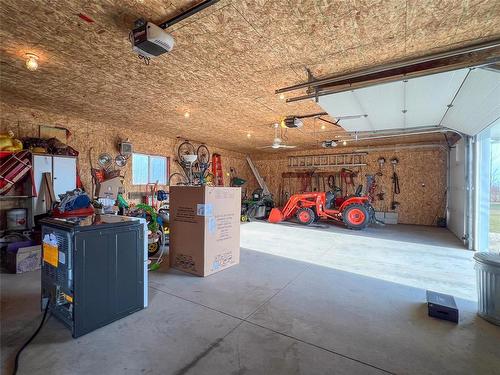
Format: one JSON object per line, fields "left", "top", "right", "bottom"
{"left": 317, "top": 67, "right": 500, "bottom": 136}
{"left": 312, "top": 64, "right": 499, "bottom": 248}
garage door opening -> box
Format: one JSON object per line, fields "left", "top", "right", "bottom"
{"left": 475, "top": 119, "right": 500, "bottom": 251}
{"left": 248, "top": 61, "right": 500, "bottom": 302}
{"left": 491, "top": 127, "right": 500, "bottom": 251}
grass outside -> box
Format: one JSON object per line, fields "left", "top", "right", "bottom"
{"left": 491, "top": 203, "right": 500, "bottom": 233}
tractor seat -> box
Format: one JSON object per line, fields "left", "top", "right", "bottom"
{"left": 325, "top": 191, "right": 335, "bottom": 209}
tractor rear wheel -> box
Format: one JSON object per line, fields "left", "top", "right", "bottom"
{"left": 296, "top": 208, "right": 315, "bottom": 225}
{"left": 342, "top": 204, "right": 369, "bottom": 230}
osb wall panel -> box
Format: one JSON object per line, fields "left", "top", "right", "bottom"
{"left": 0, "top": 101, "right": 258, "bottom": 204}
{"left": 251, "top": 146, "right": 447, "bottom": 226}
{"left": 1, "top": 0, "right": 499, "bottom": 152}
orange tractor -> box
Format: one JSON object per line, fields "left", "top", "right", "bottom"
{"left": 268, "top": 186, "right": 374, "bottom": 230}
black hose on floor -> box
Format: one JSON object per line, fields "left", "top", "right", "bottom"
{"left": 12, "top": 298, "right": 51, "bottom": 375}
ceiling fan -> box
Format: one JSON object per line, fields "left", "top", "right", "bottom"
{"left": 258, "top": 123, "right": 297, "bottom": 150}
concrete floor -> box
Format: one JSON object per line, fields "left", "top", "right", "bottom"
{"left": 241, "top": 221, "right": 477, "bottom": 300}
{"left": 1, "top": 223, "right": 500, "bottom": 375}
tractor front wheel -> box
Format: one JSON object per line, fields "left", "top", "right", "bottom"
{"left": 296, "top": 208, "right": 315, "bottom": 225}
{"left": 342, "top": 204, "right": 369, "bottom": 230}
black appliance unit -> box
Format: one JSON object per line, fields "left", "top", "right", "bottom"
{"left": 40, "top": 215, "right": 145, "bottom": 338}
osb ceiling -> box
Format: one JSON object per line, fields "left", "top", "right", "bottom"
{"left": 1, "top": 0, "right": 499, "bottom": 153}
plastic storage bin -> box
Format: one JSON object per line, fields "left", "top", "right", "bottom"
{"left": 474, "top": 252, "right": 500, "bottom": 326}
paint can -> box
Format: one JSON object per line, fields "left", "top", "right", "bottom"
{"left": 6, "top": 208, "right": 27, "bottom": 230}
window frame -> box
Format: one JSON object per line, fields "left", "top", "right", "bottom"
{"left": 132, "top": 152, "right": 169, "bottom": 185}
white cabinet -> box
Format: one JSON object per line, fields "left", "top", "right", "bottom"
{"left": 32, "top": 155, "right": 76, "bottom": 216}
{"left": 53, "top": 156, "right": 77, "bottom": 197}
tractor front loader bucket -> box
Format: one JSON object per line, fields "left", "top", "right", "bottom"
{"left": 268, "top": 207, "right": 284, "bottom": 223}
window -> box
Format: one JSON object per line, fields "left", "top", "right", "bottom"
{"left": 132, "top": 153, "right": 168, "bottom": 185}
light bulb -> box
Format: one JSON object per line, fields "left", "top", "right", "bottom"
{"left": 246, "top": 133, "right": 251, "bottom": 138}
{"left": 321, "top": 124, "right": 326, "bottom": 130}
{"left": 25, "top": 54, "right": 39, "bottom": 71}
{"left": 279, "top": 93, "right": 285, "bottom": 100}
{"left": 342, "top": 140, "right": 347, "bottom": 146}
{"left": 184, "top": 112, "right": 190, "bottom": 119}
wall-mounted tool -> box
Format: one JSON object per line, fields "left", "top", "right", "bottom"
{"left": 340, "top": 168, "right": 357, "bottom": 195}
{"left": 390, "top": 157, "right": 400, "bottom": 210}
{"left": 365, "top": 174, "right": 377, "bottom": 202}
{"left": 377, "top": 157, "right": 385, "bottom": 176}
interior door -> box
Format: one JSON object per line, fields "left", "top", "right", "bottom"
{"left": 52, "top": 157, "right": 76, "bottom": 197}
{"left": 32, "top": 155, "right": 52, "bottom": 215}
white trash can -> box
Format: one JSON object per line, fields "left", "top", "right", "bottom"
{"left": 474, "top": 252, "right": 500, "bottom": 326}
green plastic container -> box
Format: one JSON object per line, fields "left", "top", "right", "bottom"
{"left": 231, "top": 177, "right": 246, "bottom": 186}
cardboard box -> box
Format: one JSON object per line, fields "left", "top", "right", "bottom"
{"left": 384, "top": 212, "right": 399, "bottom": 224}
{"left": 169, "top": 186, "right": 241, "bottom": 276}
{"left": 5, "top": 243, "right": 41, "bottom": 273}
{"left": 96, "top": 177, "right": 124, "bottom": 199}
{"left": 375, "top": 211, "right": 399, "bottom": 224}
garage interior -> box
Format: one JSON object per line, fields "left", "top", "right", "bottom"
{"left": 1, "top": 1, "right": 500, "bottom": 374}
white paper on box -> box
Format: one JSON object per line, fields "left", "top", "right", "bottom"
{"left": 196, "top": 203, "right": 213, "bottom": 216}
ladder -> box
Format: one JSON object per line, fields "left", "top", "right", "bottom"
{"left": 0, "top": 150, "right": 35, "bottom": 195}
{"left": 288, "top": 153, "right": 367, "bottom": 169}
{"left": 211, "top": 153, "right": 224, "bottom": 186}
{"left": 246, "top": 156, "right": 270, "bottom": 196}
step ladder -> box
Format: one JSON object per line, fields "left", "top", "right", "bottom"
{"left": 246, "top": 156, "right": 270, "bottom": 196}
{"left": 0, "top": 150, "right": 35, "bottom": 195}
{"left": 211, "top": 153, "right": 224, "bottom": 186}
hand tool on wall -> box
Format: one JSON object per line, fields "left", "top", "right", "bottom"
{"left": 390, "top": 157, "right": 400, "bottom": 210}
{"left": 365, "top": 174, "right": 377, "bottom": 203}
{"left": 300, "top": 173, "right": 312, "bottom": 192}
{"left": 377, "top": 157, "right": 385, "bottom": 176}
{"left": 340, "top": 168, "right": 356, "bottom": 195}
